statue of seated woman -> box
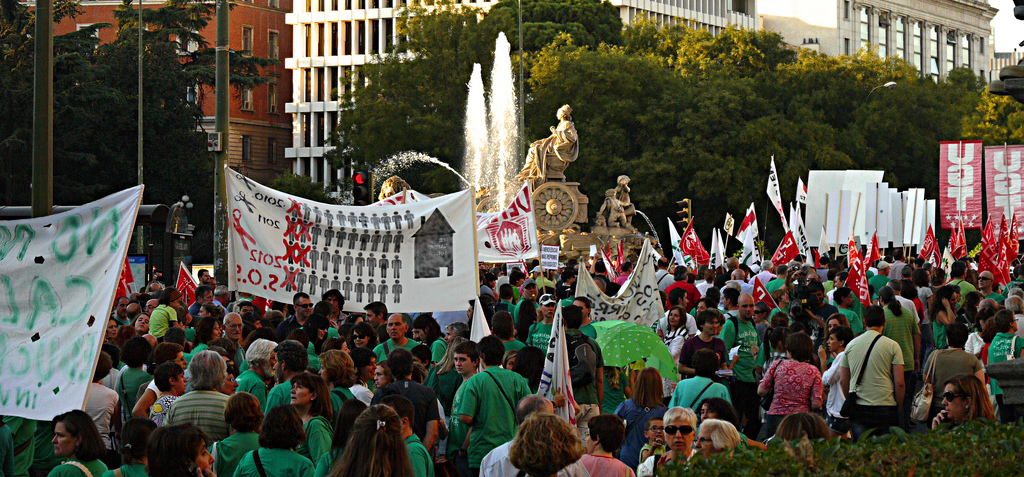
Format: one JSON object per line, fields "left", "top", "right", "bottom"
{"left": 516, "top": 104, "right": 578, "bottom": 182}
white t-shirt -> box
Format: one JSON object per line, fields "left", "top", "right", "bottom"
{"left": 349, "top": 384, "right": 373, "bottom": 405}
{"left": 84, "top": 382, "right": 118, "bottom": 449}
{"left": 821, "top": 350, "right": 846, "bottom": 418}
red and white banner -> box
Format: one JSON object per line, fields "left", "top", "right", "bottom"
{"left": 920, "top": 225, "right": 940, "bottom": 267}
{"left": 1011, "top": 214, "right": 1020, "bottom": 260}
{"left": 371, "top": 189, "right": 430, "bottom": 206}
{"left": 115, "top": 256, "right": 135, "bottom": 300}
{"left": 476, "top": 183, "right": 540, "bottom": 263}
{"left": 737, "top": 202, "right": 758, "bottom": 240}
{"left": 978, "top": 218, "right": 1000, "bottom": 281}
{"left": 940, "top": 141, "right": 983, "bottom": 230}
{"left": 679, "top": 221, "right": 710, "bottom": 266}
{"left": 767, "top": 157, "right": 789, "bottom": 231}
{"left": 866, "top": 231, "right": 881, "bottom": 268}
{"left": 752, "top": 277, "right": 778, "bottom": 310}
{"left": 538, "top": 305, "right": 578, "bottom": 425}
{"left": 949, "top": 220, "right": 967, "bottom": 260}
{"left": 797, "top": 178, "right": 808, "bottom": 205}
{"left": 847, "top": 236, "right": 870, "bottom": 306}
{"left": 771, "top": 230, "right": 800, "bottom": 265}
{"left": 998, "top": 215, "right": 1012, "bottom": 285}
{"left": 985, "top": 145, "right": 1024, "bottom": 235}
{"left": 176, "top": 262, "right": 198, "bottom": 308}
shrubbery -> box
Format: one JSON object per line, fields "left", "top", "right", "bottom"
{"left": 661, "top": 421, "right": 1024, "bottom": 475}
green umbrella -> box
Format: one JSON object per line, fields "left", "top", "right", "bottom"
{"left": 592, "top": 320, "right": 678, "bottom": 382}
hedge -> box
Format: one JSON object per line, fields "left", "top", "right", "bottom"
{"left": 660, "top": 421, "right": 1024, "bottom": 476}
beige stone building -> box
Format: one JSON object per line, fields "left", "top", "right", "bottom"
{"left": 759, "top": 0, "right": 997, "bottom": 79}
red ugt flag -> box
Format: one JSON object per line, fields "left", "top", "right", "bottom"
{"left": 948, "top": 221, "right": 967, "bottom": 260}
{"left": 998, "top": 215, "right": 1012, "bottom": 286}
{"left": 771, "top": 230, "right": 800, "bottom": 265}
{"left": 753, "top": 277, "right": 778, "bottom": 310}
{"left": 978, "top": 218, "right": 1000, "bottom": 281}
{"left": 920, "top": 225, "right": 940, "bottom": 267}
{"left": 846, "top": 237, "right": 870, "bottom": 307}
{"left": 115, "top": 256, "right": 134, "bottom": 300}
{"left": 176, "top": 262, "right": 199, "bottom": 308}
{"left": 865, "top": 232, "right": 881, "bottom": 268}
{"left": 679, "top": 221, "right": 710, "bottom": 266}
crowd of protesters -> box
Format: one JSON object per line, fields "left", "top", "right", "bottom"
{"left": 1, "top": 251, "right": 1019, "bottom": 477}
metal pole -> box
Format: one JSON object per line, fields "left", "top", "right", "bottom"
{"left": 212, "top": 0, "right": 230, "bottom": 285}
{"left": 138, "top": 0, "right": 144, "bottom": 186}
{"left": 31, "top": 0, "right": 53, "bottom": 218}
{"left": 517, "top": 0, "right": 525, "bottom": 161}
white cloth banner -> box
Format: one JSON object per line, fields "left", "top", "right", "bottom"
{"left": 575, "top": 240, "right": 663, "bottom": 326}
{"left": 470, "top": 298, "right": 491, "bottom": 343}
{"left": 475, "top": 183, "right": 540, "bottom": 263}
{"left": 667, "top": 218, "right": 685, "bottom": 267}
{"left": 226, "top": 167, "right": 477, "bottom": 313}
{"left": 741, "top": 224, "right": 760, "bottom": 267}
{"left": 767, "top": 157, "right": 789, "bottom": 231}
{"left": 0, "top": 186, "right": 143, "bottom": 420}
{"left": 537, "top": 304, "right": 578, "bottom": 425}
{"left": 371, "top": 189, "right": 431, "bottom": 206}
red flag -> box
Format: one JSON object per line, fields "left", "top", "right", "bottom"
{"left": 115, "top": 257, "right": 134, "bottom": 300}
{"left": 679, "top": 221, "right": 710, "bottom": 266}
{"left": 865, "top": 232, "right": 881, "bottom": 268}
{"left": 920, "top": 225, "right": 940, "bottom": 267}
{"left": 812, "top": 248, "right": 821, "bottom": 268}
{"left": 753, "top": 277, "right": 778, "bottom": 310}
{"left": 600, "top": 248, "right": 619, "bottom": 282}
{"left": 1011, "top": 214, "right": 1021, "bottom": 261}
{"left": 176, "top": 262, "right": 199, "bottom": 308}
{"left": 948, "top": 221, "right": 967, "bottom": 260}
{"left": 998, "top": 215, "right": 1012, "bottom": 285}
{"left": 737, "top": 202, "right": 758, "bottom": 239}
{"left": 978, "top": 218, "right": 999, "bottom": 280}
{"left": 616, "top": 241, "right": 626, "bottom": 273}
{"left": 846, "top": 236, "right": 871, "bottom": 306}
{"left": 771, "top": 231, "right": 800, "bottom": 265}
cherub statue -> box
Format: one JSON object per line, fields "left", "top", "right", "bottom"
{"left": 597, "top": 189, "right": 628, "bottom": 228}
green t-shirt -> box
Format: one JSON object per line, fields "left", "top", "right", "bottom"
{"left": 296, "top": 416, "right": 332, "bottom": 466}
{"left": 185, "top": 343, "right": 209, "bottom": 364}
{"left": 149, "top": 304, "right": 177, "bottom": 338}
{"left": 580, "top": 324, "right": 597, "bottom": 340}
{"left": 236, "top": 369, "right": 268, "bottom": 409}
{"left": 765, "top": 278, "right": 785, "bottom": 295}
{"left": 949, "top": 279, "right": 977, "bottom": 306}
{"left": 313, "top": 450, "right": 342, "bottom": 477}
{"left": 718, "top": 317, "right": 759, "bottom": 383}
{"left": 232, "top": 448, "right": 313, "bottom": 477}
{"left": 502, "top": 340, "right": 526, "bottom": 352}
{"left": 989, "top": 333, "right": 1024, "bottom": 395}
{"left": 264, "top": 378, "right": 292, "bottom": 413}
{"left": 212, "top": 432, "right": 260, "bottom": 477}
{"left": 446, "top": 384, "right": 470, "bottom": 461}
{"left": 986, "top": 292, "right": 1005, "bottom": 304}
{"left": 512, "top": 301, "right": 538, "bottom": 326}
{"left": 430, "top": 339, "right": 448, "bottom": 364}
{"left": 4, "top": 416, "right": 35, "bottom": 477}
{"left": 882, "top": 306, "right": 920, "bottom": 372}
{"left": 405, "top": 433, "right": 435, "bottom": 477}
{"left": 373, "top": 338, "right": 422, "bottom": 363}
{"left": 32, "top": 418, "right": 60, "bottom": 473}
{"left": 667, "top": 376, "right": 732, "bottom": 409}
{"left": 868, "top": 274, "right": 891, "bottom": 299}
{"left": 184, "top": 327, "right": 196, "bottom": 343}
{"left": 116, "top": 367, "right": 153, "bottom": 424}
{"left": 1, "top": 425, "right": 13, "bottom": 477}
{"left": 601, "top": 370, "right": 626, "bottom": 415}
{"left": 526, "top": 323, "right": 553, "bottom": 348}
{"left": 453, "top": 367, "right": 532, "bottom": 467}
{"left": 47, "top": 459, "right": 107, "bottom": 477}
{"left": 101, "top": 462, "right": 147, "bottom": 477}
{"left": 426, "top": 368, "right": 464, "bottom": 417}
{"left": 838, "top": 308, "right": 864, "bottom": 335}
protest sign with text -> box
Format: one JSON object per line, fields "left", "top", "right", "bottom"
{"left": 575, "top": 240, "right": 663, "bottom": 326}
{"left": 985, "top": 145, "right": 1024, "bottom": 234}
{"left": 940, "top": 141, "right": 983, "bottom": 229}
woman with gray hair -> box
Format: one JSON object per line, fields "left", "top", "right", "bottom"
{"left": 1005, "top": 296, "right": 1024, "bottom": 337}
{"left": 164, "top": 350, "right": 232, "bottom": 441}
{"left": 637, "top": 407, "right": 697, "bottom": 476}
{"left": 236, "top": 338, "right": 277, "bottom": 409}
{"left": 694, "top": 419, "right": 742, "bottom": 457}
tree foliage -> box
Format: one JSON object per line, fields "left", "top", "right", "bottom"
{"left": 479, "top": 0, "right": 623, "bottom": 52}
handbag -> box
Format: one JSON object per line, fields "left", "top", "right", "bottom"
{"left": 911, "top": 352, "right": 937, "bottom": 422}
{"left": 759, "top": 360, "right": 782, "bottom": 411}
{"left": 840, "top": 334, "right": 883, "bottom": 418}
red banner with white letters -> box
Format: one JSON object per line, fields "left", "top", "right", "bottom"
{"left": 753, "top": 277, "right": 778, "bottom": 310}
{"left": 940, "top": 141, "right": 983, "bottom": 230}
{"left": 985, "top": 145, "right": 1024, "bottom": 235}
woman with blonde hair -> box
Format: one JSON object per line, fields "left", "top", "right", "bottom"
{"left": 637, "top": 407, "right": 697, "bottom": 476}
{"left": 615, "top": 367, "right": 667, "bottom": 470}
{"left": 932, "top": 373, "right": 996, "bottom": 429}
{"left": 509, "top": 413, "right": 584, "bottom": 477}
{"left": 694, "top": 419, "right": 741, "bottom": 457}
{"left": 329, "top": 405, "right": 414, "bottom": 477}
{"left": 319, "top": 350, "right": 358, "bottom": 415}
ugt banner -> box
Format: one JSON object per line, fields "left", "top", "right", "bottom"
{"left": 0, "top": 186, "right": 143, "bottom": 419}
{"left": 939, "top": 141, "right": 983, "bottom": 229}
{"left": 226, "top": 167, "right": 477, "bottom": 313}
{"left": 475, "top": 183, "right": 540, "bottom": 263}
{"left": 575, "top": 240, "right": 664, "bottom": 326}
{"left": 985, "top": 144, "right": 1024, "bottom": 233}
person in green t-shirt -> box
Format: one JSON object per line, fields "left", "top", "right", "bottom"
{"left": 427, "top": 339, "right": 473, "bottom": 418}
{"left": 977, "top": 271, "right": 1005, "bottom": 304}
{"left": 373, "top": 314, "right": 422, "bottom": 363}
{"left": 526, "top": 294, "right": 558, "bottom": 348}
{"left": 868, "top": 263, "right": 892, "bottom": 300}
{"left": 833, "top": 287, "right": 864, "bottom": 336}
{"left": 379, "top": 395, "right": 434, "bottom": 477}
{"left": 988, "top": 310, "right": 1024, "bottom": 424}
{"left": 264, "top": 340, "right": 308, "bottom": 412}
{"left": 102, "top": 418, "right": 156, "bottom": 477}
{"left": 210, "top": 394, "right": 261, "bottom": 477}
{"left": 930, "top": 285, "right": 961, "bottom": 350}
{"left": 412, "top": 315, "right": 448, "bottom": 364}
{"left": 290, "top": 373, "right": 334, "bottom": 467}
{"left": 572, "top": 297, "right": 598, "bottom": 339}
{"left": 324, "top": 404, "right": 415, "bottom": 476}
{"left": 48, "top": 411, "right": 108, "bottom": 477}
{"left": 948, "top": 261, "right": 977, "bottom": 306}
{"left": 116, "top": 337, "right": 155, "bottom": 424}
{"left": 718, "top": 293, "right": 761, "bottom": 438}
{"left": 236, "top": 339, "right": 276, "bottom": 410}
{"left": 149, "top": 288, "right": 183, "bottom": 338}
{"left": 232, "top": 406, "right": 314, "bottom": 477}
{"left": 454, "top": 336, "right": 532, "bottom": 473}
{"left": 314, "top": 399, "right": 368, "bottom": 477}
{"left": 490, "top": 312, "right": 526, "bottom": 352}
{"left": 4, "top": 416, "right": 35, "bottom": 477}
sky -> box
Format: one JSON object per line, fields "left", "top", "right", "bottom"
{"left": 992, "top": 1, "right": 1024, "bottom": 52}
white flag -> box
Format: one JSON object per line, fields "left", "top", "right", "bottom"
{"left": 537, "top": 305, "right": 578, "bottom": 425}
{"left": 817, "top": 225, "right": 829, "bottom": 257}
{"left": 709, "top": 229, "right": 722, "bottom": 269}
{"left": 789, "top": 203, "right": 809, "bottom": 257}
{"left": 767, "top": 157, "right": 789, "bottom": 231}
{"left": 797, "top": 177, "right": 808, "bottom": 204}
{"left": 667, "top": 218, "right": 685, "bottom": 267}
{"left": 741, "top": 224, "right": 761, "bottom": 267}
{"left": 737, "top": 203, "right": 758, "bottom": 241}
{"left": 470, "top": 298, "right": 491, "bottom": 342}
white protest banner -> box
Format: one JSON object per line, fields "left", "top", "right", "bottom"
{"left": 667, "top": 218, "right": 685, "bottom": 267}
{"left": 0, "top": 186, "right": 143, "bottom": 420}
{"left": 470, "top": 298, "right": 491, "bottom": 343}
{"left": 575, "top": 240, "right": 663, "bottom": 326}
{"left": 537, "top": 305, "right": 578, "bottom": 425}
{"left": 766, "top": 157, "right": 789, "bottom": 231}
{"left": 541, "top": 245, "right": 560, "bottom": 270}
{"left": 505, "top": 261, "right": 527, "bottom": 275}
{"left": 226, "top": 167, "right": 477, "bottom": 313}
{"left": 477, "top": 183, "right": 540, "bottom": 263}
{"left": 371, "top": 189, "right": 430, "bottom": 206}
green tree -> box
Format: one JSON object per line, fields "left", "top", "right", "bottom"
{"left": 269, "top": 173, "right": 343, "bottom": 204}
{"left": 963, "top": 90, "right": 1024, "bottom": 145}
{"left": 479, "top": 0, "right": 623, "bottom": 53}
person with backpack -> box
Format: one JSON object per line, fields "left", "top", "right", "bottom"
{"left": 562, "top": 305, "right": 605, "bottom": 441}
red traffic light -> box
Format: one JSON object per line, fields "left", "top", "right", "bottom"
{"left": 353, "top": 173, "right": 366, "bottom": 185}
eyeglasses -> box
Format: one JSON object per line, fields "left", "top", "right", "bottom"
{"left": 978, "top": 277, "right": 991, "bottom": 282}
{"left": 696, "top": 437, "right": 714, "bottom": 443}
{"left": 943, "top": 391, "right": 967, "bottom": 401}
{"left": 647, "top": 426, "right": 664, "bottom": 432}
{"left": 297, "top": 304, "right": 313, "bottom": 308}
{"left": 354, "top": 334, "right": 368, "bottom": 339}
{"left": 663, "top": 425, "right": 694, "bottom": 436}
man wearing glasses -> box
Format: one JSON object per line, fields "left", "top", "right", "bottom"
{"left": 678, "top": 309, "right": 728, "bottom": 377}
{"left": 978, "top": 271, "right": 1005, "bottom": 305}
{"left": 275, "top": 292, "right": 314, "bottom": 342}
{"left": 718, "top": 293, "right": 761, "bottom": 439}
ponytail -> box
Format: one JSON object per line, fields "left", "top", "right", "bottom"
{"left": 879, "top": 286, "right": 902, "bottom": 316}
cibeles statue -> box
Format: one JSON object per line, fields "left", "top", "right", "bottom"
{"left": 594, "top": 175, "right": 636, "bottom": 232}
{"left": 516, "top": 104, "right": 579, "bottom": 183}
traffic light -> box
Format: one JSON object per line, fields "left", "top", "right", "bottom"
{"left": 352, "top": 170, "right": 373, "bottom": 206}
{"left": 676, "top": 198, "right": 692, "bottom": 227}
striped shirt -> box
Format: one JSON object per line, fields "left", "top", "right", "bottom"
{"left": 164, "top": 390, "right": 231, "bottom": 441}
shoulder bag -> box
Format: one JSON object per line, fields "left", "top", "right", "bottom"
{"left": 911, "top": 352, "right": 937, "bottom": 422}
{"left": 252, "top": 449, "right": 269, "bottom": 477}
{"left": 759, "top": 360, "right": 782, "bottom": 411}
{"left": 839, "top": 334, "right": 883, "bottom": 418}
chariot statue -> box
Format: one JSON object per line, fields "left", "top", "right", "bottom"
{"left": 515, "top": 105, "right": 588, "bottom": 233}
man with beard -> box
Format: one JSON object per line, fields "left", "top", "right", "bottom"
{"left": 262, "top": 340, "right": 308, "bottom": 412}
{"left": 234, "top": 339, "right": 277, "bottom": 409}
{"left": 223, "top": 313, "right": 247, "bottom": 371}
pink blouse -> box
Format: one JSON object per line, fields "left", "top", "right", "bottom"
{"left": 758, "top": 359, "right": 823, "bottom": 416}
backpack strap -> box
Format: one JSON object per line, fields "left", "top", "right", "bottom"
{"left": 689, "top": 380, "right": 716, "bottom": 409}
{"left": 62, "top": 461, "right": 93, "bottom": 477}
{"left": 853, "top": 335, "right": 884, "bottom": 391}
{"left": 483, "top": 370, "right": 516, "bottom": 418}
{"left": 252, "top": 449, "right": 269, "bottom": 477}
{"left": 383, "top": 340, "right": 391, "bottom": 357}
{"left": 113, "top": 468, "right": 123, "bottom": 477}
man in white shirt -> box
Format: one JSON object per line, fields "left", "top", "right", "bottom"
{"left": 479, "top": 394, "right": 590, "bottom": 477}
{"left": 887, "top": 279, "right": 920, "bottom": 323}
{"left": 752, "top": 260, "right": 776, "bottom": 288}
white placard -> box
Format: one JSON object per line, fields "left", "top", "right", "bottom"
{"left": 824, "top": 190, "right": 855, "bottom": 245}
{"left": 890, "top": 191, "right": 906, "bottom": 248}
{"left": 541, "top": 245, "right": 560, "bottom": 270}
{"left": 806, "top": 170, "right": 884, "bottom": 245}
{"left": 0, "top": 186, "right": 144, "bottom": 420}
{"left": 903, "top": 189, "right": 926, "bottom": 246}
{"left": 865, "top": 182, "right": 891, "bottom": 245}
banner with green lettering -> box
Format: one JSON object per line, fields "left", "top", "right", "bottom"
{"left": 0, "top": 186, "right": 143, "bottom": 419}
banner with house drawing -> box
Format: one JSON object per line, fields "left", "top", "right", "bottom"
{"left": 226, "top": 167, "right": 477, "bottom": 313}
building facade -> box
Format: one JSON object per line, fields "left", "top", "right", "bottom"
{"left": 607, "top": 0, "right": 756, "bottom": 32}
{"left": 55, "top": 0, "right": 294, "bottom": 185}
{"left": 759, "top": 0, "right": 997, "bottom": 79}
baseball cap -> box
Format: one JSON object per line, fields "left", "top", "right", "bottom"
{"left": 532, "top": 266, "right": 543, "bottom": 274}
{"left": 523, "top": 278, "right": 537, "bottom": 289}
{"left": 539, "top": 294, "right": 557, "bottom": 306}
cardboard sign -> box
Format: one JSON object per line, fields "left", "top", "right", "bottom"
{"left": 541, "top": 245, "right": 560, "bottom": 270}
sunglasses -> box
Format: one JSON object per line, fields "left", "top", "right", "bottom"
{"left": 943, "top": 391, "right": 967, "bottom": 401}
{"left": 664, "top": 425, "right": 694, "bottom": 436}
{"left": 354, "top": 334, "right": 369, "bottom": 339}
{"left": 297, "top": 304, "right": 313, "bottom": 308}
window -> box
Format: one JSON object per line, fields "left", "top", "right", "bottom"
{"left": 242, "top": 136, "right": 252, "bottom": 161}
{"left": 860, "top": 8, "right": 870, "bottom": 51}
{"left": 268, "top": 138, "right": 278, "bottom": 163}
{"left": 304, "top": 69, "right": 312, "bottom": 102}
{"left": 357, "top": 21, "right": 365, "bottom": 55}
{"left": 878, "top": 17, "right": 888, "bottom": 58}
{"left": 242, "top": 26, "right": 253, "bottom": 56}
{"left": 331, "top": 23, "right": 338, "bottom": 56}
{"left": 268, "top": 81, "right": 278, "bottom": 113}
{"left": 269, "top": 0, "right": 278, "bottom": 7}
{"left": 242, "top": 86, "right": 254, "bottom": 110}
{"left": 371, "top": 20, "right": 380, "bottom": 55}
{"left": 384, "top": 19, "right": 393, "bottom": 50}
{"left": 343, "top": 22, "right": 351, "bottom": 55}
{"left": 317, "top": 24, "right": 324, "bottom": 57}
{"left": 946, "top": 30, "right": 955, "bottom": 74}
{"left": 305, "top": 25, "right": 311, "bottom": 57}
{"left": 914, "top": 22, "right": 923, "bottom": 70}
{"left": 845, "top": 38, "right": 850, "bottom": 55}
{"left": 844, "top": 0, "right": 850, "bottom": 20}
{"left": 962, "top": 34, "right": 970, "bottom": 69}
{"left": 268, "top": 31, "right": 279, "bottom": 60}
{"left": 896, "top": 18, "right": 905, "bottom": 59}
{"left": 930, "top": 26, "right": 939, "bottom": 79}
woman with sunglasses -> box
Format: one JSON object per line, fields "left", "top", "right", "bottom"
{"left": 636, "top": 407, "right": 696, "bottom": 477}
{"left": 931, "top": 374, "right": 996, "bottom": 429}
{"left": 348, "top": 322, "right": 379, "bottom": 351}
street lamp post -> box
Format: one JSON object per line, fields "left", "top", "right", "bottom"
{"left": 867, "top": 81, "right": 897, "bottom": 99}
